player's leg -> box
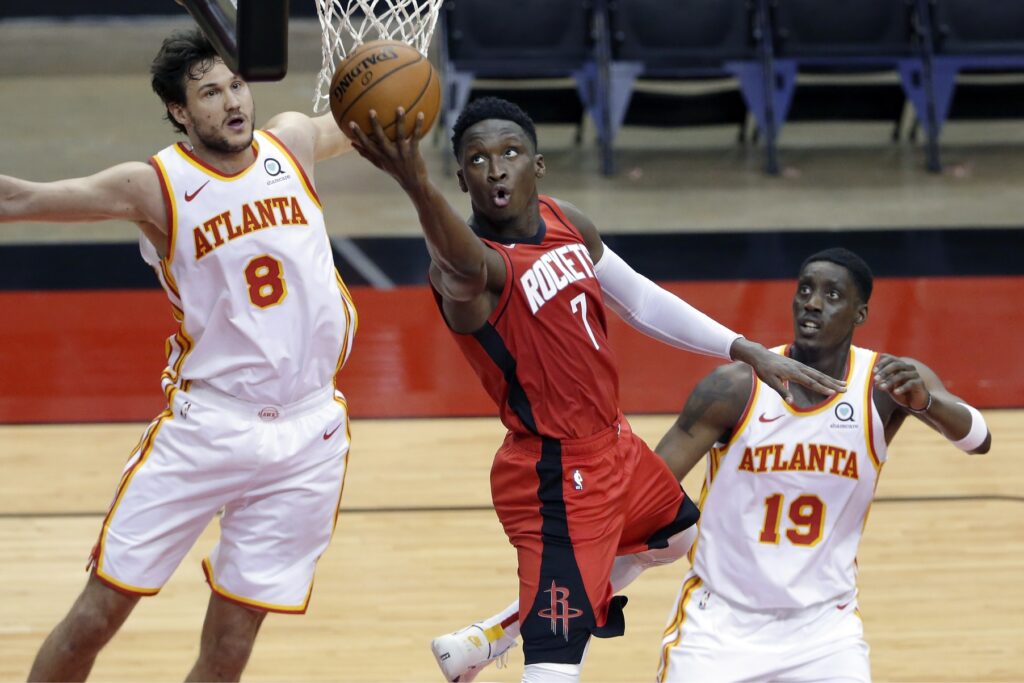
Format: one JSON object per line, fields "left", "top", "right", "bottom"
{"left": 433, "top": 440, "right": 541, "bottom": 682}
{"left": 186, "top": 594, "right": 267, "bottom": 682}
{"left": 431, "top": 602, "right": 521, "bottom": 682}
{"left": 30, "top": 402, "right": 232, "bottom": 681}
{"left": 431, "top": 522, "right": 696, "bottom": 680}
{"left": 773, "top": 599, "right": 871, "bottom": 683}
{"left": 657, "top": 572, "right": 735, "bottom": 683}
{"left": 511, "top": 435, "right": 631, "bottom": 681}
{"left": 658, "top": 572, "right": 789, "bottom": 683}
{"left": 658, "top": 577, "right": 871, "bottom": 683}
{"left": 434, "top": 428, "right": 696, "bottom": 681}
{"left": 27, "top": 575, "right": 139, "bottom": 682}
{"left": 613, "top": 422, "right": 700, "bottom": 557}
{"left": 192, "top": 392, "right": 349, "bottom": 677}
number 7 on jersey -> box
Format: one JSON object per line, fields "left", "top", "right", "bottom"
{"left": 570, "top": 293, "right": 600, "bottom": 350}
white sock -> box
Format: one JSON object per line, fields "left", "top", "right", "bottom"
{"left": 522, "top": 662, "right": 581, "bottom": 682}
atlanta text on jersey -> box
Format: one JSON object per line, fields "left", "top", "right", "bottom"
{"left": 192, "top": 195, "right": 309, "bottom": 260}
{"left": 737, "top": 443, "right": 861, "bottom": 480}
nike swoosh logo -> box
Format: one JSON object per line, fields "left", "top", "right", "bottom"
{"left": 758, "top": 413, "right": 782, "bottom": 423}
{"left": 837, "top": 602, "right": 850, "bottom": 610}
{"left": 323, "top": 422, "right": 343, "bottom": 440}
{"left": 184, "top": 180, "right": 211, "bottom": 202}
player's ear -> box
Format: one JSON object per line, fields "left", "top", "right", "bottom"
{"left": 534, "top": 154, "right": 546, "bottom": 179}
{"left": 855, "top": 303, "right": 868, "bottom": 326}
{"left": 456, "top": 169, "right": 469, "bottom": 193}
{"left": 168, "top": 103, "right": 189, "bottom": 130}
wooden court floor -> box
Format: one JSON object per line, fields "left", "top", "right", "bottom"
{"left": 0, "top": 412, "right": 1021, "bottom": 682}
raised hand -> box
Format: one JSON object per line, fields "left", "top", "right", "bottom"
{"left": 872, "top": 353, "right": 930, "bottom": 412}
{"left": 730, "top": 338, "right": 846, "bottom": 405}
{"left": 347, "top": 107, "right": 429, "bottom": 191}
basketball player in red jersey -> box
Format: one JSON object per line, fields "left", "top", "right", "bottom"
{"left": 439, "top": 248, "right": 993, "bottom": 682}
{"left": 349, "top": 97, "right": 845, "bottom": 682}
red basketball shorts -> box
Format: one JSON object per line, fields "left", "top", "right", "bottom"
{"left": 490, "top": 417, "right": 699, "bottom": 665}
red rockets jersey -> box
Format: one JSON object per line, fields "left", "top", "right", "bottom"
{"left": 439, "top": 196, "right": 620, "bottom": 439}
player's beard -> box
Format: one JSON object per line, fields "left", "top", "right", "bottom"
{"left": 194, "top": 113, "right": 255, "bottom": 155}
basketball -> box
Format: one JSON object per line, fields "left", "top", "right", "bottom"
{"left": 329, "top": 40, "right": 441, "bottom": 142}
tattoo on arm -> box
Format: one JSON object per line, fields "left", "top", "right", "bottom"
{"left": 676, "top": 371, "right": 739, "bottom": 439}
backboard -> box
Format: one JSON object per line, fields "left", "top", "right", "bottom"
{"left": 181, "top": 0, "right": 289, "bottom": 81}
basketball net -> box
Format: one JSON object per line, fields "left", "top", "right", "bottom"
{"left": 314, "top": 0, "right": 443, "bottom": 113}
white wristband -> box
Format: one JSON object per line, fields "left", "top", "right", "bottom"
{"left": 952, "top": 403, "right": 988, "bottom": 453}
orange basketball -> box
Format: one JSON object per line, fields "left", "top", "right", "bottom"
{"left": 329, "top": 40, "right": 441, "bottom": 142}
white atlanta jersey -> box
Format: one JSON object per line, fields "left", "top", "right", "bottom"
{"left": 142, "top": 130, "right": 357, "bottom": 405}
{"left": 690, "top": 344, "right": 886, "bottom": 610}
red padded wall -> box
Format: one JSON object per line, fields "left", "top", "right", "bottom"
{"left": 1, "top": 277, "right": 1020, "bottom": 423}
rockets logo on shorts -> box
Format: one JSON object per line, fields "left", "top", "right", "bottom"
{"left": 537, "top": 580, "right": 583, "bottom": 640}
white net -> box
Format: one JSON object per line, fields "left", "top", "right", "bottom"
{"left": 314, "top": 0, "right": 444, "bottom": 113}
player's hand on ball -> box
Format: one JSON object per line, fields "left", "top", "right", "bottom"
{"left": 873, "top": 353, "right": 931, "bottom": 412}
{"left": 348, "top": 107, "right": 428, "bottom": 190}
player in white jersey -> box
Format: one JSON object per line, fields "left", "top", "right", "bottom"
{"left": 654, "top": 248, "right": 991, "bottom": 682}
{"left": 434, "top": 248, "right": 991, "bottom": 683}
{"left": 1, "top": 28, "right": 356, "bottom": 681}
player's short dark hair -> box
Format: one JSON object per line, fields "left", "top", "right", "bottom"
{"left": 451, "top": 97, "right": 538, "bottom": 159}
{"left": 800, "top": 248, "right": 874, "bottom": 303}
{"left": 151, "top": 28, "right": 221, "bottom": 135}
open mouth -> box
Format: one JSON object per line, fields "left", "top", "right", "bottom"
{"left": 226, "top": 115, "right": 247, "bottom": 131}
{"left": 491, "top": 186, "right": 511, "bottom": 208}
{"left": 798, "top": 318, "right": 822, "bottom": 335}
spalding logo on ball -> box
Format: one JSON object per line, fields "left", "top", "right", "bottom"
{"left": 329, "top": 40, "right": 441, "bottom": 141}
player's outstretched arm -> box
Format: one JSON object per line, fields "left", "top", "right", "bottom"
{"left": 348, "top": 108, "right": 503, "bottom": 311}
{"left": 655, "top": 363, "right": 753, "bottom": 481}
{"left": 874, "top": 354, "right": 991, "bottom": 454}
{"left": 0, "top": 163, "right": 164, "bottom": 227}
{"left": 264, "top": 111, "right": 354, "bottom": 165}
{"left": 554, "top": 198, "right": 846, "bottom": 403}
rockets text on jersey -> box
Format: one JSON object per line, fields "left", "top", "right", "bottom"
{"left": 436, "top": 196, "right": 620, "bottom": 440}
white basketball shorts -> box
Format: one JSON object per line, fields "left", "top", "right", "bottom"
{"left": 657, "top": 571, "right": 871, "bottom": 683}
{"left": 90, "top": 381, "right": 351, "bottom": 613}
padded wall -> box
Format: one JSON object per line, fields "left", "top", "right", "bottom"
{"left": 1, "top": 276, "right": 1019, "bottom": 424}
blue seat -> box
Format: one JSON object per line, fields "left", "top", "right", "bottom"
{"left": 932, "top": 0, "right": 1024, "bottom": 54}
{"left": 927, "top": 0, "right": 1024, "bottom": 137}
{"left": 765, "top": 0, "right": 941, "bottom": 171}
{"left": 605, "top": 0, "right": 766, "bottom": 173}
{"left": 438, "top": 0, "right": 605, "bottom": 166}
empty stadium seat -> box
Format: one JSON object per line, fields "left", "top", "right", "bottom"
{"left": 927, "top": 0, "right": 1024, "bottom": 137}
{"left": 439, "top": 0, "right": 604, "bottom": 166}
{"left": 767, "top": 0, "right": 942, "bottom": 171}
{"left": 606, "top": 0, "right": 765, "bottom": 173}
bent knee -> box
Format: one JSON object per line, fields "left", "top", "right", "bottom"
{"left": 641, "top": 526, "right": 697, "bottom": 567}
{"left": 62, "top": 604, "right": 126, "bottom": 651}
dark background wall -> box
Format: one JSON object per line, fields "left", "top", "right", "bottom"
{"left": 0, "top": 1, "right": 317, "bottom": 18}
